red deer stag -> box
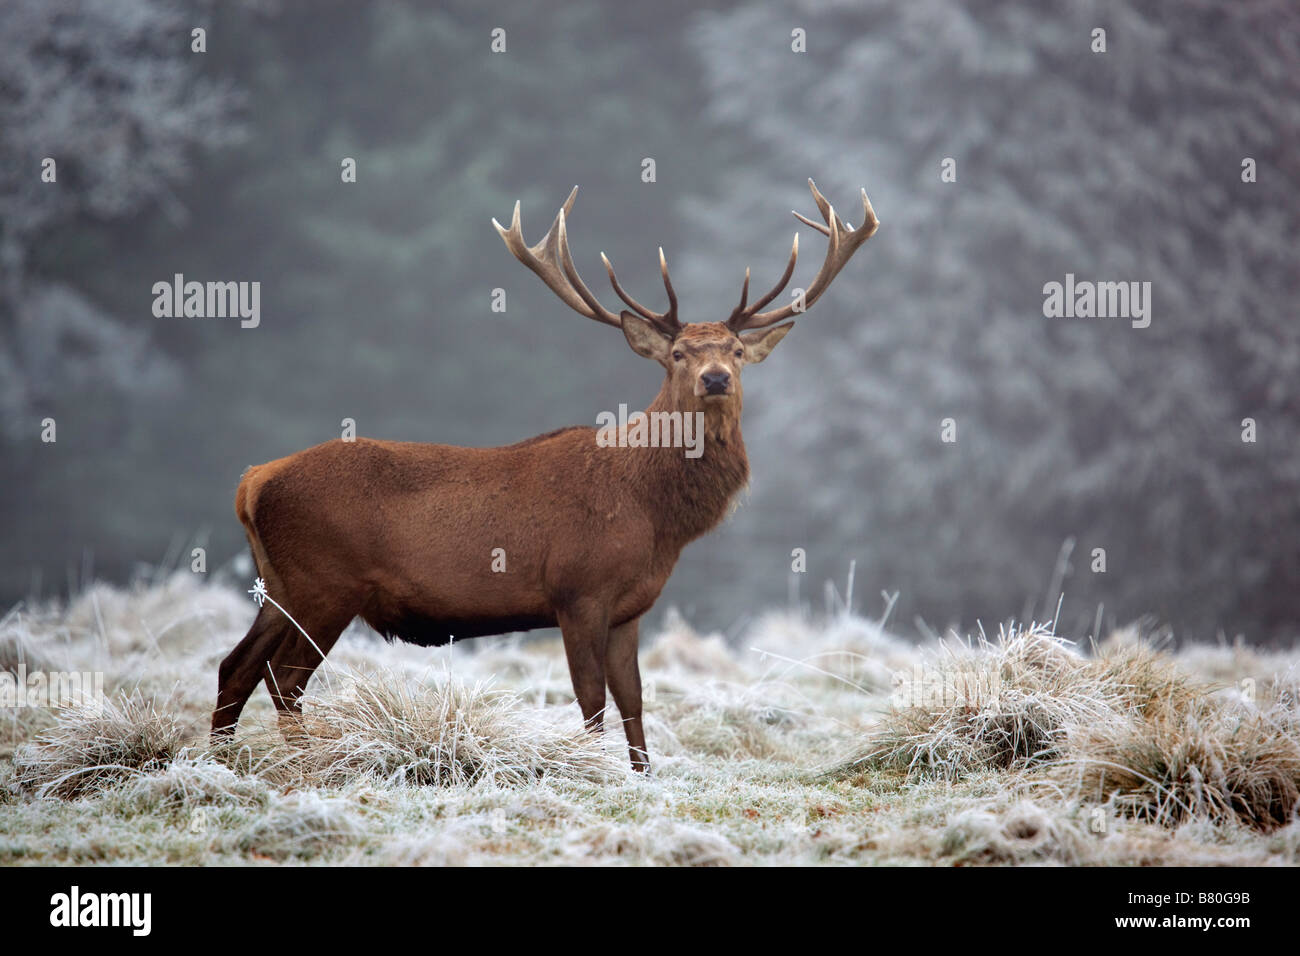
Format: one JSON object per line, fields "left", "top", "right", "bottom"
{"left": 212, "top": 180, "right": 878, "bottom": 771}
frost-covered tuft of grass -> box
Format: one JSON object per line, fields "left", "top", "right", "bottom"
{"left": 832, "top": 624, "right": 1110, "bottom": 780}
{"left": 290, "top": 668, "right": 627, "bottom": 789}
{"left": 1063, "top": 675, "right": 1300, "bottom": 832}
{"left": 828, "top": 622, "right": 1300, "bottom": 833}
{"left": 11, "top": 692, "right": 190, "bottom": 798}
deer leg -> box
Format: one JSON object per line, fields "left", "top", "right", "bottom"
{"left": 557, "top": 603, "right": 610, "bottom": 733}
{"left": 262, "top": 611, "right": 351, "bottom": 742}
{"left": 606, "top": 616, "right": 649, "bottom": 772}
{"left": 212, "top": 606, "right": 292, "bottom": 741}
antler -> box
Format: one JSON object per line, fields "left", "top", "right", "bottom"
{"left": 727, "top": 179, "right": 879, "bottom": 332}
{"left": 493, "top": 187, "right": 681, "bottom": 336}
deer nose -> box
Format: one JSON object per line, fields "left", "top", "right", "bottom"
{"left": 701, "top": 370, "right": 731, "bottom": 395}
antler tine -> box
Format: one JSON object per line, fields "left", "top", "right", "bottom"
{"left": 600, "top": 252, "right": 655, "bottom": 321}
{"left": 554, "top": 208, "right": 626, "bottom": 327}
{"left": 745, "top": 233, "right": 799, "bottom": 315}
{"left": 733, "top": 268, "right": 751, "bottom": 316}
{"left": 794, "top": 179, "right": 848, "bottom": 236}
{"left": 727, "top": 232, "right": 799, "bottom": 328}
{"left": 728, "top": 181, "right": 879, "bottom": 332}
{"left": 858, "top": 187, "right": 878, "bottom": 235}
{"left": 493, "top": 187, "right": 622, "bottom": 328}
{"left": 792, "top": 210, "right": 830, "bottom": 235}
{"left": 598, "top": 247, "right": 682, "bottom": 335}
{"left": 807, "top": 177, "right": 833, "bottom": 225}
{"left": 658, "top": 247, "right": 680, "bottom": 326}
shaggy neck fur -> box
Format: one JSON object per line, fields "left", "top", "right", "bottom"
{"left": 622, "top": 377, "right": 750, "bottom": 549}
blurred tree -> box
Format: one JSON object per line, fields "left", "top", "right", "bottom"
{"left": 0, "top": 0, "right": 242, "bottom": 439}
{"left": 683, "top": 0, "right": 1300, "bottom": 641}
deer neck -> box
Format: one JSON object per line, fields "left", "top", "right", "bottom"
{"left": 624, "top": 380, "right": 750, "bottom": 547}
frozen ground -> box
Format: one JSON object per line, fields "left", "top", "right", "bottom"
{"left": 1, "top": 574, "right": 1297, "bottom": 865}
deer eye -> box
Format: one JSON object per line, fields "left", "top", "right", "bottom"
{"left": 734, "top": 348, "right": 744, "bottom": 358}
{"left": 672, "top": 351, "right": 685, "bottom": 361}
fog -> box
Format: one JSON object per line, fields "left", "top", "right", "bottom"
{"left": 3, "top": 0, "right": 1297, "bottom": 643}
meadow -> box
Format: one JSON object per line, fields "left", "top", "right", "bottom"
{"left": 2, "top": 573, "right": 1297, "bottom": 866}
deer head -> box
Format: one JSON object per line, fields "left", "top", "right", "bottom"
{"left": 493, "top": 179, "right": 879, "bottom": 416}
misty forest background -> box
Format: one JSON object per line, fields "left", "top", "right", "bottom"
{"left": 2, "top": 0, "right": 1298, "bottom": 645}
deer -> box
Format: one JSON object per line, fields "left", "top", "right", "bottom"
{"left": 211, "top": 179, "right": 878, "bottom": 771}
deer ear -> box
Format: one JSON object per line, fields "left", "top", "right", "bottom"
{"left": 739, "top": 322, "right": 794, "bottom": 364}
{"left": 620, "top": 311, "right": 673, "bottom": 363}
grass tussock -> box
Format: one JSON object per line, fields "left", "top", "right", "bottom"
{"left": 835, "top": 624, "right": 1109, "bottom": 780}
{"left": 290, "top": 668, "right": 626, "bottom": 789}
{"left": 11, "top": 692, "right": 190, "bottom": 799}
{"left": 1064, "top": 681, "right": 1300, "bottom": 831}
{"left": 832, "top": 624, "right": 1300, "bottom": 832}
